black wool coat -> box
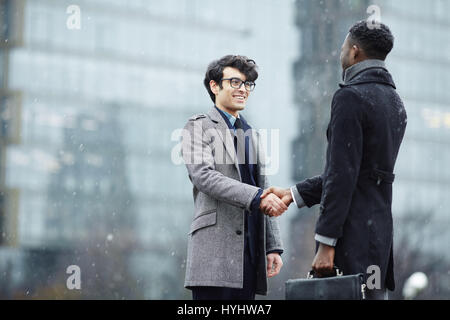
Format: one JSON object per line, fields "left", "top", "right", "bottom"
{"left": 296, "top": 66, "right": 407, "bottom": 290}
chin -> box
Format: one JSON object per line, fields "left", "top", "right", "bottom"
{"left": 232, "top": 104, "right": 246, "bottom": 111}
{"left": 341, "top": 59, "right": 350, "bottom": 70}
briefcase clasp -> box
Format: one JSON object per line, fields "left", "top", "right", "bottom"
{"left": 361, "top": 283, "right": 366, "bottom": 300}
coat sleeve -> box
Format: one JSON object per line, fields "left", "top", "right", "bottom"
{"left": 263, "top": 176, "right": 284, "bottom": 252}
{"left": 182, "top": 119, "right": 260, "bottom": 211}
{"left": 254, "top": 132, "right": 284, "bottom": 252}
{"left": 265, "top": 215, "right": 283, "bottom": 252}
{"left": 295, "top": 175, "right": 323, "bottom": 207}
{"left": 315, "top": 88, "right": 364, "bottom": 239}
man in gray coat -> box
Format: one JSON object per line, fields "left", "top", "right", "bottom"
{"left": 181, "top": 55, "right": 285, "bottom": 300}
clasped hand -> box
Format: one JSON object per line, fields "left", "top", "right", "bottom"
{"left": 259, "top": 187, "right": 293, "bottom": 217}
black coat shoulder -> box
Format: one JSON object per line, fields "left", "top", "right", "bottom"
{"left": 330, "top": 86, "right": 366, "bottom": 122}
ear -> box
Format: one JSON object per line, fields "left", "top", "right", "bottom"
{"left": 352, "top": 44, "right": 360, "bottom": 59}
{"left": 210, "top": 80, "right": 219, "bottom": 95}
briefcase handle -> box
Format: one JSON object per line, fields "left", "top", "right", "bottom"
{"left": 307, "top": 266, "right": 343, "bottom": 279}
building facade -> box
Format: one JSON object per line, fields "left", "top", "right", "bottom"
{"left": 290, "top": 0, "right": 450, "bottom": 299}
{"left": 0, "top": 0, "right": 298, "bottom": 299}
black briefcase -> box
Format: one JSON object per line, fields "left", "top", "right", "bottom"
{"left": 285, "top": 267, "right": 366, "bottom": 300}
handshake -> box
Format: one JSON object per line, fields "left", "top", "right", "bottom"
{"left": 259, "top": 187, "right": 293, "bottom": 217}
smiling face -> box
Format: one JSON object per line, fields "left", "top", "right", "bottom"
{"left": 210, "top": 67, "right": 250, "bottom": 117}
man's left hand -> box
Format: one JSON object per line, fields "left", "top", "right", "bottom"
{"left": 266, "top": 253, "right": 283, "bottom": 278}
{"left": 311, "top": 243, "right": 335, "bottom": 277}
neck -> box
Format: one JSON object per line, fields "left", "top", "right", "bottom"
{"left": 215, "top": 103, "right": 238, "bottom": 118}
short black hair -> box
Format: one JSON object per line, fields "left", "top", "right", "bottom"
{"left": 203, "top": 55, "right": 258, "bottom": 103}
{"left": 348, "top": 20, "right": 394, "bottom": 60}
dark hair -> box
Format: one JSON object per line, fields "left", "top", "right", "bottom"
{"left": 203, "top": 55, "right": 258, "bottom": 103}
{"left": 348, "top": 20, "right": 394, "bottom": 60}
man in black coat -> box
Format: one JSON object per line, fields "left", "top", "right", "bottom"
{"left": 262, "top": 21, "right": 407, "bottom": 299}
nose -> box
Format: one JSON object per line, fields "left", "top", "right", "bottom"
{"left": 237, "top": 84, "right": 247, "bottom": 94}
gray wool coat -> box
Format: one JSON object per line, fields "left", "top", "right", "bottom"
{"left": 181, "top": 107, "right": 283, "bottom": 295}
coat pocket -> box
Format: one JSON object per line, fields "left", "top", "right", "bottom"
{"left": 188, "top": 210, "right": 217, "bottom": 235}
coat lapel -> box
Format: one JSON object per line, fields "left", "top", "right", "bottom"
{"left": 207, "top": 107, "right": 241, "bottom": 178}
{"left": 239, "top": 114, "right": 265, "bottom": 188}
{"left": 251, "top": 128, "right": 265, "bottom": 188}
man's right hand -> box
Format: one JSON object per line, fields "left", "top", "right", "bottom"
{"left": 312, "top": 242, "right": 335, "bottom": 277}
{"left": 260, "top": 193, "right": 288, "bottom": 216}
{"left": 261, "top": 187, "right": 293, "bottom": 210}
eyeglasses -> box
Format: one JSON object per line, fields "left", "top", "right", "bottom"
{"left": 221, "top": 77, "right": 256, "bottom": 92}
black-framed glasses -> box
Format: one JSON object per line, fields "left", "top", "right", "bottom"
{"left": 221, "top": 77, "right": 256, "bottom": 92}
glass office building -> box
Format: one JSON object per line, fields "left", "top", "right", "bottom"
{"left": 1, "top": 0, "right": 448, "bottom": 299}
{"left": 290, "top": 0, "right": 450, "bottom": 299}
{"left": 382, "top": 0, "right": 450, "bottom": 247}
{"left": 0, "top": 0, "right": 298, "bottom": 299}
{"left": 382, "top": 0, "right": 450, "bottom": 298}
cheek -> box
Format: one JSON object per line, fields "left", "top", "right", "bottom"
{"left": 343, "top": 51, "right": 350, "bottom": 63}
{"left": 342, "top": 48, "right": 348, "bottom": 58}
{"left": 226, "top": 90, "right": 235, "bottom": 100}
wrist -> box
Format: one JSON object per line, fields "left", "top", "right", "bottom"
{"left": 319, "top": 242, "right": 335, "bottom": 251}
{"left": 284, "top": 188, "right": 293, "bottom": 205}
{"left": 286, "top": 190, "right": 293, "bottom": 204}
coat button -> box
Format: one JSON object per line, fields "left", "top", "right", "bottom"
{"left": 236, "top": 230, "right": 242, "bottom": 235}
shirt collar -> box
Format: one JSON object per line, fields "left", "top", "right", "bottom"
{"left": 215, "top": 106, "right": 239, "bottom": 127}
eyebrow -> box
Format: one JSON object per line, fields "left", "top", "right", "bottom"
{"left": 225, "top": 76, "right": 247, "bottom": 81}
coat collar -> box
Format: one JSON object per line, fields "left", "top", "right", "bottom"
{"left": 208, "top": 106, "right": 225, "bottom": 124}
{"left": 342, "top": 59, "right": 387, "bottom": 83}
{"left": 340, "top": 60, "right": 396, "bottom": 89}
{"left": 208, "top": 106, "right": 252, "bottom": 130}
{"left": 215, "top": 106, "right": 237, "bottom": 128}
